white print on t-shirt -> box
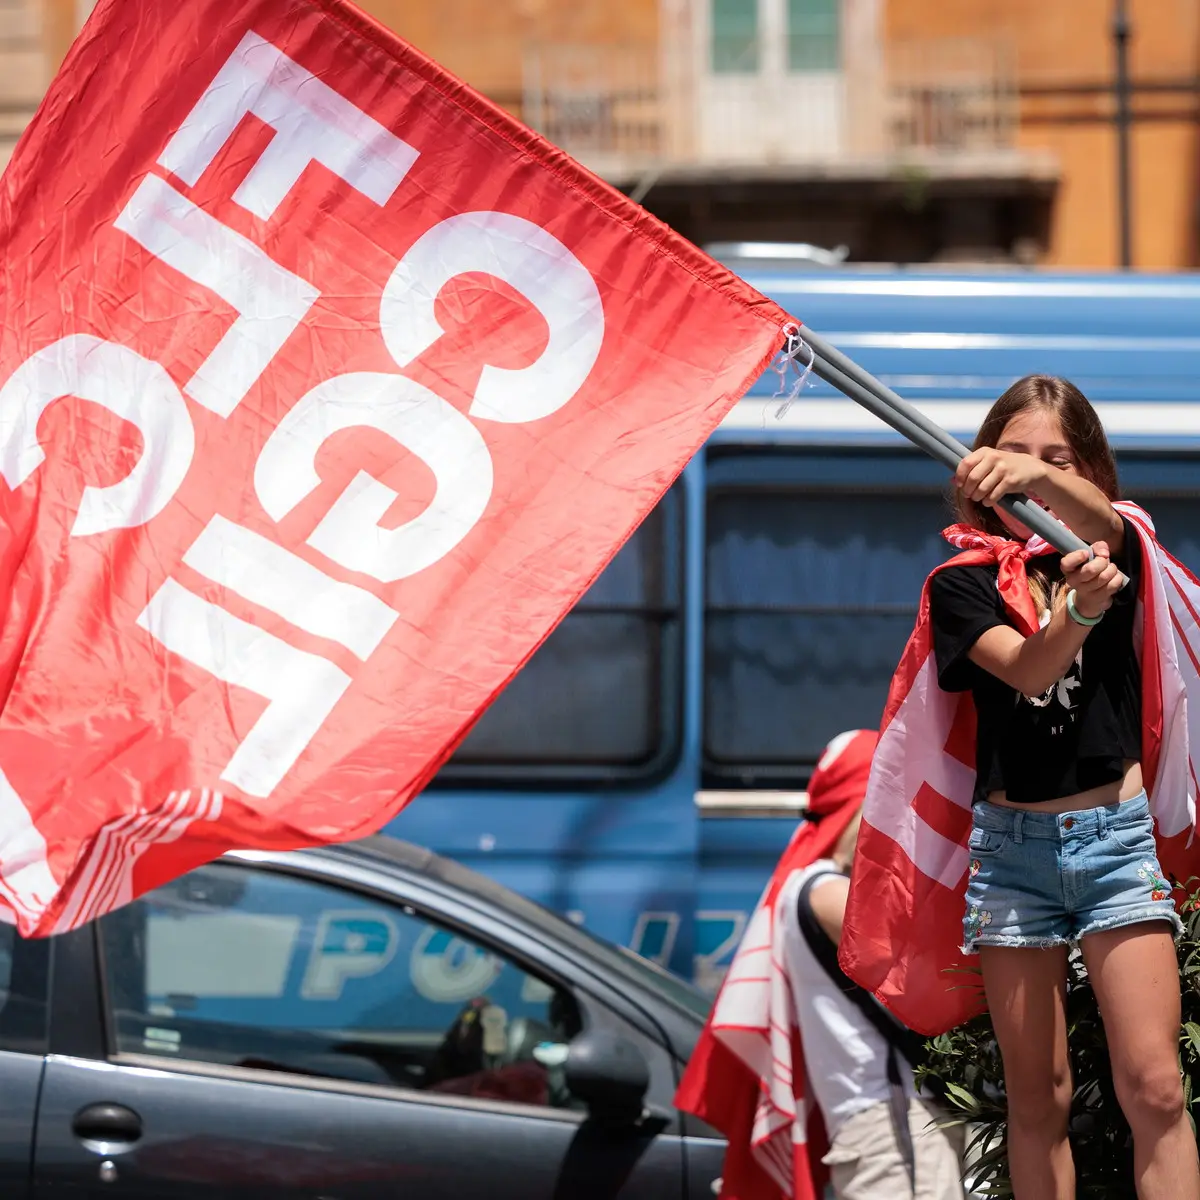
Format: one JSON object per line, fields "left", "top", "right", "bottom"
{"left": 1025, "top": 607, "right": 1083, "bottom": 718}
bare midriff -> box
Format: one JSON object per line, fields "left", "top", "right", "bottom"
{"left": 986, "top": 760, "right": 1144, "bottom": 813}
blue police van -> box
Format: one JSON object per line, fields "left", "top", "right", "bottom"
{"left": 383, "top": 266, "right": 1200, "bottom": 995}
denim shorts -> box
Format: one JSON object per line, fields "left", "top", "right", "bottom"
{"left": 962, "top": 791, "right": 1183, "bottom": 954}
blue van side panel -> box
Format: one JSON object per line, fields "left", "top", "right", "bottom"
{"left": 390, "top": 270, "right": 1200, "bottom": 990}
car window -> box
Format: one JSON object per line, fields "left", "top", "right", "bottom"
{"left": 97, "top": 863, "right": 582, "bottom": 1109}
{"left": 0, "top": 923, "right": 49, "bottom": 1054}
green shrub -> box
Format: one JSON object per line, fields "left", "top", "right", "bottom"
{"left": 915, "top": 881, "right": 1200, "bottom": 1198}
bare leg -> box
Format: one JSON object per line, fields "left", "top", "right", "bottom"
{"left": 979, "top": 945, "right": 1074, "bottom": 1200}
{"left": 1081, "top": 921, "right": 1200, "bottom": 1200}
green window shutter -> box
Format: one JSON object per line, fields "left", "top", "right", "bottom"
{"left": 712, "top": 0, "right": 759, "bottom": 74}
{"left": 788, "top": 0, "right": 839, "bottom": 72}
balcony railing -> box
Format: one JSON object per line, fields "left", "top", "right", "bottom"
{"left": 887, "top": 37, "right": 1018, "bottom": 155}
{"left": 522, "top": 43, "right": 665, "bottom": 175}
{"left": 522, "top": 31, "right": 1023, "bottom": 179}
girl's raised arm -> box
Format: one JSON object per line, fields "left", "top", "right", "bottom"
{"left": 954, "top": 447, "right": 1124, "bottom": 553}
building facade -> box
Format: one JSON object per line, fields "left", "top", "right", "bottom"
{"left": 350, "top": 0, "right": 1056, "bottom": 263}
{"left": 21, "top": 0, "right": 1200, "bottom": 268}
{"left": 889, "top": 0, "right": 1200, "bottom": 271}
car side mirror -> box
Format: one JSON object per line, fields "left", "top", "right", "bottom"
{"left": 563, "top": 1029, "right": 650, "bottom": 1124}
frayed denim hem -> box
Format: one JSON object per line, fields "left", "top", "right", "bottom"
{"left": 960, "top": 932, "right": 1071, "bottom": 957}
{"left": 961, "top": 909, "right": 1183, "bottom": 955}
{"left": 1075, "top": 907, "right": 1184, "bottom": 943}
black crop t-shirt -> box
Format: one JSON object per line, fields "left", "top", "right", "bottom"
{"left": 929, "top": 517, "right": 1143, "bottom": 806}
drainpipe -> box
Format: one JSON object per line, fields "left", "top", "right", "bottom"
{"left": 1113, "top": 0, "right": 1133, "bottom": 268}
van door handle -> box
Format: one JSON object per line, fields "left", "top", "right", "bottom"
{"left": 72, "top": 1103, "right": 143, "bottom": 1145}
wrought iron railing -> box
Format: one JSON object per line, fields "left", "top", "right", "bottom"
{"left": 522, "top": 42, "right": 664, "bottom": 165}
{"left": 520, "top": 30, "right": 1021, "bottom": 175}
{"left": 886, "top": 37, "right": 1018, "bottom": 154}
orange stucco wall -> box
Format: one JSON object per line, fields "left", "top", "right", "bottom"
{"left": 887, "top": 0, "right": 1200, "bottom": 267}
{"left": 352, "top": 0, "right": 658, "bottom": 100}
{"left": 41, "top": 0, "right": 659, "bottom": 103}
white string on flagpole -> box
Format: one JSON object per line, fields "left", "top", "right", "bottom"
{"left": 768, "top": 323, "right": 815, "bottom": 422}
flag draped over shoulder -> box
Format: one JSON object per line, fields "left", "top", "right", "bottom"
{"left": 675, "top": 729, "right": 880, "bottom": 1200}
{"left": 0, "top": 0, "right": 792, "bottom": 934}
{"left": 840, "top": 502, "right": 1200, "bottom": 1036}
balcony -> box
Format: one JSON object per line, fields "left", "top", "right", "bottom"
{"left": 521, "top": 30, "right": 1053, "bottom": 191}
{"left": 885, "top": 37, "right": 1024, "bottom": 165}
{"left": 522, "top": 42, "right": 664, "bottom": 182}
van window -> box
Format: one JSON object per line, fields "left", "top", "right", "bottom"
{"left": 703, "top": 453, "right": 1200, "bottom": 788}
{"left": 704, "top": 455, "right": 952, "bottom": 786}
{"left": 434, "top": 485, "right": 683, "bottom": 786}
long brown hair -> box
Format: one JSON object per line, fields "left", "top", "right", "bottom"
{"left": 957, "top": 374, "right": 1119, "bottom": 613}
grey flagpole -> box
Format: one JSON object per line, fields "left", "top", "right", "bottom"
{"left": 795, "top": 325, "right": 1123, "bottom": 577}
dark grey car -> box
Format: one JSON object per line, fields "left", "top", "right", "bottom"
{"left": 0, "top": 836, "right": 726, "bottom": 1199}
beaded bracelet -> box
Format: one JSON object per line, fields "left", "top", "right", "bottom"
{"left": 1066, "top": 588, "right": 1104, "bottom": 627}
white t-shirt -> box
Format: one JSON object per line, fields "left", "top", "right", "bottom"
{"left": 778, "top": 859, "right": 904, "bottom": 1136}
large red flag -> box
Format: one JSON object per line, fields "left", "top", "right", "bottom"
{"left": 0, "top": 0, "right": 791, "bottom": 934}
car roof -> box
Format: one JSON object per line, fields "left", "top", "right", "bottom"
{"left": 313, "top": 834, "right": 571, "bottom": 932}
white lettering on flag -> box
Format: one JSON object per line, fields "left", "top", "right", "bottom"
{"left": 115, "top": 173, "right": 319, "bottom": 417}
{"left": 0, "top": 334, "right": 195, "bottom": 536}
{"left": 137, "top": 580, "right": 352, "bottom": 797}
{"left": 255, "top": 372, "right": 494, "bottom": 582}
{"left": 381, "top": 211, "right": 605, "bottom": 424}
{"left": 159, "top": 30, "right": 419, "bottom": 219}
{"left": 183, "top": 515, "right": 399, "bottom": 660}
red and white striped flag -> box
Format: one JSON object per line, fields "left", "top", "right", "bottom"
{"left": 840, "top": 502, "right": 1200, "bottom": 1035}
{"left": 675, "top": 729, "right": 879, "bottom": 1200}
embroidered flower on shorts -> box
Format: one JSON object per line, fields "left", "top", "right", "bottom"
{"left": 970, "top": 859, "right": 982, "bottom": 879}
{"left": 965, "top": 905, "right": 992, "bottom": 940}
{"left": 1137, "top": 861, "right": 1172, "bottom": 902}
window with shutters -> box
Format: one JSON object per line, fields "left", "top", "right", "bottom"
{"left": 787, "top": 0, "right": 839, "bottom": 71}
{"left": 711, "top": 0, "right": 760, "bottom": 73}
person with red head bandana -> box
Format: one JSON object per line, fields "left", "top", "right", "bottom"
{"left": 675, "top": 729, "right": 965, "bottom": 1200}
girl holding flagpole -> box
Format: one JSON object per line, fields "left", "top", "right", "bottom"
{"left": 922, "top": 375, "right": 1198, "bottom": 1200}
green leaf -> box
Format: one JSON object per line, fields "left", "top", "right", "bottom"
{"left": 941, "top": 1081, "right": 982, "bottom": 1115}
{"left": 1183, "top": 1022, "right": 1200, "bottom": 1056}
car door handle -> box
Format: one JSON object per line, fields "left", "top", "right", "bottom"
{"left": 72, "top": 1103, "right": 143, "bottom": 1145}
